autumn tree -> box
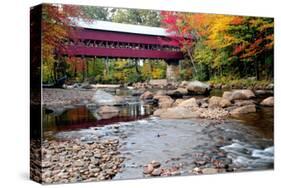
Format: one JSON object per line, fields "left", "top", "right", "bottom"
{"left": 161, "top": 12, "right": 274, "bottom": 81}
{"left": 42, "top": 4, "right": 86, "bottom": 83}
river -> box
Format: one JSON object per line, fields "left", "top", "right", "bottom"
{"left": 42, "top": 89, "right": 274, "bottom": 179}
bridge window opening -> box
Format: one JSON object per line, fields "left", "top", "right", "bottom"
{"left": 65, "top": 38, "right": 181, "bottom": 53}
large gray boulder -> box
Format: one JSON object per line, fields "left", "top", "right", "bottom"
{"left": 186, "top": 81, "right": 210, "bottom": 95}
{"left": 91, "top": 90, "right": 123, "bottom": 105}
{"left": 223, "top": 90, "right": 255, "bottom": 101}
{"left": 260, "top": 97, "right": 274, "bottom": 106}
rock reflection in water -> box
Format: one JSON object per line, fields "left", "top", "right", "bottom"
{"left": 43, "top": 101, "right": 155, "bottom": 137}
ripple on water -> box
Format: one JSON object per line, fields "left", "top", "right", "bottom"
{"left": 221, "top": 141, "right": 274, "bottom": 170}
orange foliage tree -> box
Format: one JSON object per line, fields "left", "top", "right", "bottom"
{"left": 42, "top": 4, "right": 87, "bottom": 82}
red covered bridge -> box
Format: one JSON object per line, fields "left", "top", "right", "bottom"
{"left": 62, "top": 20, "right": 186, "bottom": 80}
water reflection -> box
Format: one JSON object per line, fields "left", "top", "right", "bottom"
{"left": 43, "top": 102, "right": 155, "bottom": 135}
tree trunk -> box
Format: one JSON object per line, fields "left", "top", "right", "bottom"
{"left": 53, "top": 61, "right": 57, "bottom": 81}
{"left": 256, "top": 61, "right": 260, "bottom": 80}
{"left": 186, "top": 48, "right": 197, "bottom": 74}
{"left": 105, "top": 57, "right": 109, "bottom": 76}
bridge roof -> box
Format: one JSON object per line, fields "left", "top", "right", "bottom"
{"left": 72, "top": 19, "right": 170, "bottom": 37}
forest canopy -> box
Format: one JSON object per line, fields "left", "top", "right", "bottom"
{"left": 42, "top": 4, "right": 274, "bottom": 85}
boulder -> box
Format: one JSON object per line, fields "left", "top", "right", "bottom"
{"left": 166, "top": 89, "right": 182, "bottom": 97}
{"left": 179, "top": 80, "right": 189, "bottom": 87}
{"left": 254, "top": 90, "right": 273, "bottom": 96}
{"left": 186, "top": 81, "right": 210, "bottom": 95}
{"left": 260, "top": 97, "right": 274, "bottom": 106}
{"left": 220, "top": 98, "right": 232, "bottom": 108}
{"left": 140, "top": 91, "right": 154, "bottom": 100}
{"left": 232, "top": 90, "right": 255, "bottom": 100}
{"left": 176, "top": 87, "right": 188, "bottom": 95}
{"left": 208, "top": 96, "right": 231, "bottom": 108}
{"left": 234, "top": 100, "right": 255, "bottom": 107}
{"left": 158, "top": 96, "right": 174, "bottom": 108}
{"left": 153, "top": 108, "right": 167, "bottom": 116}
{"left": 266, "top": 83, "right": 274, "bottom": 90}
{"left": 222, "top": 91, "right": 232, "bottom": 101}
{"left": 230, "top": 104, "right": 256, "bottom": 115}
{"left": 173, "top": 99, "right": 185, "bottom": 106}
{"left": 178, "top": 98, "right": 198, "bottom": 108}
{"left": 92, "top": 90, "right": 124, "bottom": 105}
{"left": 208, "top": 96, "right": 222, "bottom": 109}
{"left": 166, "top": 87, "right": 187, "bottom": 97}
{"left": 158, "top": 106, "right": 200, "bottom": 119}
{"left": 222, "top": 90, "right": 255, "bottom": 101}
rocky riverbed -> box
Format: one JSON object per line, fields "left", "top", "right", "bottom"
{"left": 39, "top": 80, "right": 274, "bottom": 183}
{"left": 31, "top": 138, "right": 124, "bottom": 184}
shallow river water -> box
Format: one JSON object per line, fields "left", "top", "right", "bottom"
{"left": 43, "top": 90, "right": 274, "bottom": 179}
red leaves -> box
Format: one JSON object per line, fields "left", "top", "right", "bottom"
{"left": 233, "top": 44, "right": 245, "bottom": 56}
{"left": 160, "top": 11, "right": 195, "bottom": 50}
{"left": 42, "top": 4, "right": 86, "bottom": 62}
{"left": 230, "top": 17, "right": 244, "bottom": 25}
{"left": 66, "top": 57, "right": 86, "bottom": 72}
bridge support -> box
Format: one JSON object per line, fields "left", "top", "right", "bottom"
{"left": 165, "top": 59, "right": 180, "bottom": 81}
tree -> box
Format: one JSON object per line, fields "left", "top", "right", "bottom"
{"left": 81, "top": 6, "right": 111, "bottom": 21}
{"left": 112, "top": 9, "right": 161, "bottom": 27}
{"left": 161, "top": 11, "right": 274, "bottom": 81}
{"left": 42, "top": 4, "right": 86, "bottom": 83}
